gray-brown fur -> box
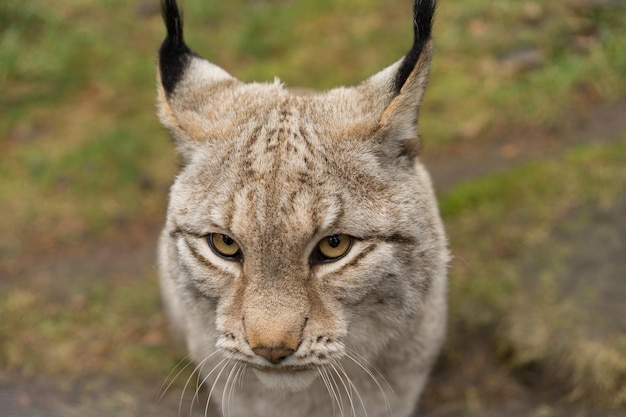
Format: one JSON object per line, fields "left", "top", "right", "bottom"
{"left": 156, "top": 1, "right": 448, "bottom": 416}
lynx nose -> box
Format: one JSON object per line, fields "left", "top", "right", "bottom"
{"left": 252, "top": 345, "right": 295, "bottom": 365}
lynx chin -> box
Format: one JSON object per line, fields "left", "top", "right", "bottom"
{"left": 156, "top": 0, "right": 448, "bottom": 416}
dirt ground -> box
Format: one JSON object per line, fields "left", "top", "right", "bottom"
{"left": 2, "top": 100, "right": 625, "bottom": 417}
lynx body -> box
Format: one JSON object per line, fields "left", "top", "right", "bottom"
{"left": 157, "top": 1, "right": 448, "bottom": 416}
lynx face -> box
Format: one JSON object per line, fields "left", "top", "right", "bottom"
{"left": 157, "top": 1, "right": 447, "bottom": 415}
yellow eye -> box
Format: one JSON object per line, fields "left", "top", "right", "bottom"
{"left": 317, "top": 234, "right": 352, "bottom": 261}
{"left": 208, "top": 233, "right": 241, "bottom": 260}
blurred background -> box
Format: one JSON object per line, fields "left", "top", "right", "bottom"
{"left": 1, "top": 0, "right": 624, "bottom": 416}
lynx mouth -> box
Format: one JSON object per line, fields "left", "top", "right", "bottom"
{"left": 250, "top": 363, "right": 315, "bottom": 374}
{"left": 251, "top": 366, "right": 319, "bottom": 391}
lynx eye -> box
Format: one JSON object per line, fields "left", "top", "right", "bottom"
{"left": 313, "top": 234, "right": 353, "bottom": 263}
{"left": 207, "top": 233, "right": 242, "bottom": 260}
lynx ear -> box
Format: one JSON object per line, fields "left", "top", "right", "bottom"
{"left": 362, "top": 0, "right": 436, "bottom": 160}
{"left": 157, "top": 0, "right": 236, "bottom": 143}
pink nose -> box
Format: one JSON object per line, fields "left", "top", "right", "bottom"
{"left": 252, "top": 346, "right": 295, "bottom": 365}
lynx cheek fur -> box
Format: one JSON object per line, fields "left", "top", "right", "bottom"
{"left": 156, "top": 0, "right": 447, "bottom": 416}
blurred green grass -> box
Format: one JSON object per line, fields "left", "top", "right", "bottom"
{"left": 1, "top": 0, "right": 625, "bottom": 411}
{"left": 441, "top": 136, "right": 626, "bottom": 406}
{"left": 1, "top": 0, "right": 625, "bottom": 251}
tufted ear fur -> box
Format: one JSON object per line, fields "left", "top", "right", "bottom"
{"left": 360, "top": 0, "right": 436, "bottom": 162}
{"left": 156, "top": 0, "right": 436, "bottom": 165}
{"left": 156, "top": 0, "right": 237, "bottom": 154}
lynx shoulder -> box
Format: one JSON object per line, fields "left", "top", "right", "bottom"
{"left": 156, "top": 1, "right": 448, "bottom": 416}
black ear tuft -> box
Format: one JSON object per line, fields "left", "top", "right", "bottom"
{"left": 159, "top": 0, "right": 194, "bottom": 96}
{"left": 393, "top": 0, "right": 436, "bottom": 94}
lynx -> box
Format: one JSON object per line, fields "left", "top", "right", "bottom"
{"left": 156, "top": 0, "right": 448, "bottom": 416}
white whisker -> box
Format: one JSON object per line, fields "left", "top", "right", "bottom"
{"left": 335, "top": 361, "right": 368, "bottom": 417}
{"left": 158, "top": 353, "right": 193, "bottom": 403}
{"left": 194, "top": 351, "right": 223, "bottom": 405}
{"left": 228, "top": 362, "right": 246, "bottom": 417}
{"left": 345, "top": 348, "right": 396, "bottom": 398}
{"left": 319, "top": 366, "right": 343, "bottom": 417}
{"left": 238, "top": 364, "right": 248, "bottom": 389}
{"left": 330, "top": 363, "right": 357, "bottom": 417}
{"left": 189, "top": 355, "right": 228, "bottom": 417}
{"left": 180, "top": 353, "right": 215, "bottom": 417}
{"left": 221, "top": 361, "right": 239, "bottom": 417}
{"left": 227, "top": 365, "right": 238, "bottom": 417}
{"left": 344, "top": 349, "right": 393, "bottom": 415}
{"left": 205, "top": 358, "right": 232, "bottom": 417}
{"left": 317, "top": 367, "right": 334, "bottom": 416}
{"left": 328, "top": 365, "right": 347, "bottom": 417}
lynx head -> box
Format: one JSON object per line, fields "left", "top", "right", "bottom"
{"left": 157, "top": 0, "right": 447, "bottom": 394}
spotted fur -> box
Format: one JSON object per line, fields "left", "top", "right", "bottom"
{"left": 157, "top": 1, "right": 447, "bottom": 416}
